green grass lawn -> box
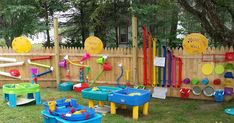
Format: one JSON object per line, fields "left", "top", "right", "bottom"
{"left": 1, "top": 88, "right": 234, "bottom": 123}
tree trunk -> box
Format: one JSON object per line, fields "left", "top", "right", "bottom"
{"left": 45, "top": 2, "right": 51, "bottom": 47}
{"left": 169, "top": 9, "right": 178, "bottom": 48}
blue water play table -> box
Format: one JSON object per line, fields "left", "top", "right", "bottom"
{"left": 108, "top": 88, "right": 151, "bottom": 120}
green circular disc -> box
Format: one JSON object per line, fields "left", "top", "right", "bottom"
{"left": 214, "top": 64, "right": 224, "bottom": 75}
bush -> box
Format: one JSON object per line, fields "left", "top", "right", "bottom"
{"left": 0, "top": 39, "right": 6, "bottom": 47}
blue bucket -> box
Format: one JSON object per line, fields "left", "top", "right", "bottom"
{"left": 214, "top": 90, "right": 224, "bottom": 102}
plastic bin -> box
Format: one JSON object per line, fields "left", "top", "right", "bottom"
{"left": 58, "top": 82, "right": 74, "bottom": 91}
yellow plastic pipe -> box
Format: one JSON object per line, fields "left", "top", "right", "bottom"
{"left": 67, "top": 59, "right": 89, "bottom": 67}
{"left": 64, "top": 55, "right": 89, "bottom": 67}
{"left": 153, "top": 38, "right": 157, "bottom": 86}
{"left": 28, "top": 60, "right": 51, "bottom": 68}
{"left": 126, "top": 70, "right": 129, "bottom": 80}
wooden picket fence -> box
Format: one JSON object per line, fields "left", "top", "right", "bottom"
{"left": 0, "top": 46, "right": 233, "bottom": 100}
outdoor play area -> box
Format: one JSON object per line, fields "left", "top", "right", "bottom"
{"left": 1, "top": 1, "right": 234, "bottom": 123}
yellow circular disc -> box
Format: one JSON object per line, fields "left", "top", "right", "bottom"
{"left": 182, "top": 33, "right": 208, "bottom": 55}
{"left": 12, "top": 36, "right": 32, "bottom": 53}
{"left": 201, "top": 63, "right": 214, "bottom": 75}
{"left": 84, "top": 36, "right": 103, "bottom": 54}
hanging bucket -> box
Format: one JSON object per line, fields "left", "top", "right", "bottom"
{"left": 192, "top": 86, "right": 202, "bottom": 96}
{"left": 31, "top": 68, "right": 38, "bottom": 74}
{"left": 192, "top": 79, "right": 199, "bottom": 85}
{"left": 225, "top": 52, "right": 234, "bottom": 61}
{"left": 214, "top": 64, "right": 224, "bottom": 75}
{"left": 224, "top": 72, "right": 234, "bottom": 79}
{"left": 97, "top": 57, "right": 105, "bottom": 64}
{"left": 224, "top": 63, "right": 234, "bottom": 70}
{"left": 180, "top": 88, "right": 190, "bottom": 99}
{"left": 59, "top": 60, "right": 67, "bottom": 68}
{"left": 80, "top": 53, "right": 91, "bottom": 62}
{"left": 9, "top": 69, "right": 20, "bottom": 77}
{"left": 183, "top": 78, "right": 190, "bottom": 84}
{"left": 224, "top": 80, "right": 233, "bottom": 87}
{"left": 201, "top": 78, "right": 209, "bottom": 85}
{"left": 213, "top": 79, "right": 221, "bottom": 85}
{"left": 214, "top": 90, "right": 224, "bottom": 102}
{"left": 224, "top": 87, "right": 233, "bottom": 96}
{"left": 203, "top": 86, "right": 215, "bottom": 97}
{"left": 103, "top": 63, "right": 112, "bottom": 71}
{"left": 201, "top": 63, "right": 214, "bottom": 75}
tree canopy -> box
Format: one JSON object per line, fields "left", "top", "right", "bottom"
{"left": 0, "top": 0, "right": 233, "bottom": 47}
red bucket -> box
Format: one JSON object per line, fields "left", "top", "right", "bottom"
{"left": 103, "top": 63, "right": 112, "bottom": 71}
{"left": 73, "top": 83, "right": 89, "bottom": 92}
{"left": 225, "top": 52, "right": 234, "bottom": 61}
{"left": 180, "top": 88, "right": 190, "bottom": 99}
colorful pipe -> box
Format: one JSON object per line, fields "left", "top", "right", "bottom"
{"left": 89, "top": 70, "right": 104, "bottom": 87}
{"left": 78, "top": 67, "right": 84, "bottom": 82}
{"left": 177, "top": 57, "right": 183, "bottom": 88}
{"left": 167, "top": 50, "right": 172, "bottom": 87}
{"left": 148, "top": 32, "right": 153, "bottom": 85}
{"left": 0, "top": 57, "right": 17, "bottom": 62}
{"left": 125, "top": 70, "right": 130, "bottom": 87}
{"left": 162, "top": 46, "right": 167, "bottom": 87}
{"left": 116, "top": 64, "right": 124, "bottom": 87}
{"left": 172, "top": 55, "right": 177, "bottom": 88}
{"left": 30, "top": 56, "right": 52, "bottom": 61}
{"left": 0, "top": 62, "right": 24, "bottom": 68}
{"left": 0, "top": 71, "right": 21, "bottom": 79}
{"left": 153, "top": 38, "right": 157, "bottom": 86}
{"left": 28, "top": 60, "right": 51, "bottom": 68}
{"left": 37, "top": 69, "right": 53, "bottom": 77}
{"left": 85, "top": 67, "right": 91, "bottom": 83}
{"left": 64, "top": 55, "right": 89, "bottom": 67}
{"left": 142, "top": 26, "right": 147, "bottom": 86}
{"left": 157, "top": 40, "right": 161, "bottom": 86}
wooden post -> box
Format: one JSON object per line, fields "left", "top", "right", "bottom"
{"left": 132, "top": 16, "right": 138, "bottom": 85}
{"left": 54, "top": 17, "right": 60, "bottom": 86}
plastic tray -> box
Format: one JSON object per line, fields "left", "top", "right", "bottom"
{"left": 81, "top": 86, "right": 121, "bottom": 101}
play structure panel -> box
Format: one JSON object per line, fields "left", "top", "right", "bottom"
{"left": 3, "top": 83, "right": 41, "bottom": 108}
{"left": 81, "top": 86, "right": 121, "bottom": 101}
{"left": 108, "top": 88, "right": 151, "bottom": 120}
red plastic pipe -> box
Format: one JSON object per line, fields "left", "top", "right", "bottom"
{"left": 148, "top": 31, "right": 152, "bottom": 85}
{"left": 142, "top": 26, "right": 147, "bottom": 86}
{"left": 177, "top": 57, "right": 183, "bottom": 88}
{"left": 30, "top": 56, "right": 52, "bottom": 61}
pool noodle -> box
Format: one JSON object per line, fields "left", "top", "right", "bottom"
{"left": 153, "top": 38, "right": 157, "bottom": 86}
{"left": 142, "top": 26, "right": 147, "bottom": 86}
{"left": 172, "top": 55, "right": 177, "bottom": 87}
{"left": 0, "top": 62, "right": 24, "bottom": 68}
{"left": 177, "top": 57, "right": 183, "bottom": 88}
{"left": 162, "top": 46, "right": 167, "bottom": 87}
{"left": 167, "top": 50, "right": 172, "bottom": 87}
{"left": 157, "top": 40, "right": 161, "bottom": 86}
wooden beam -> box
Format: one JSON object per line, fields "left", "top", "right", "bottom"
{"left": 53, "top": 17, "right": 60, "bottom": 86}
{"left": 132, "top": 16, "right": 138, "bottom": 85}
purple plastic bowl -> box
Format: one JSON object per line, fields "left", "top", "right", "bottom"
{"left": 183, "top": 78, "right": 190, "bottom": 84}
{"left": 224, "top": 87, "right": 233, "bottom": 96}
